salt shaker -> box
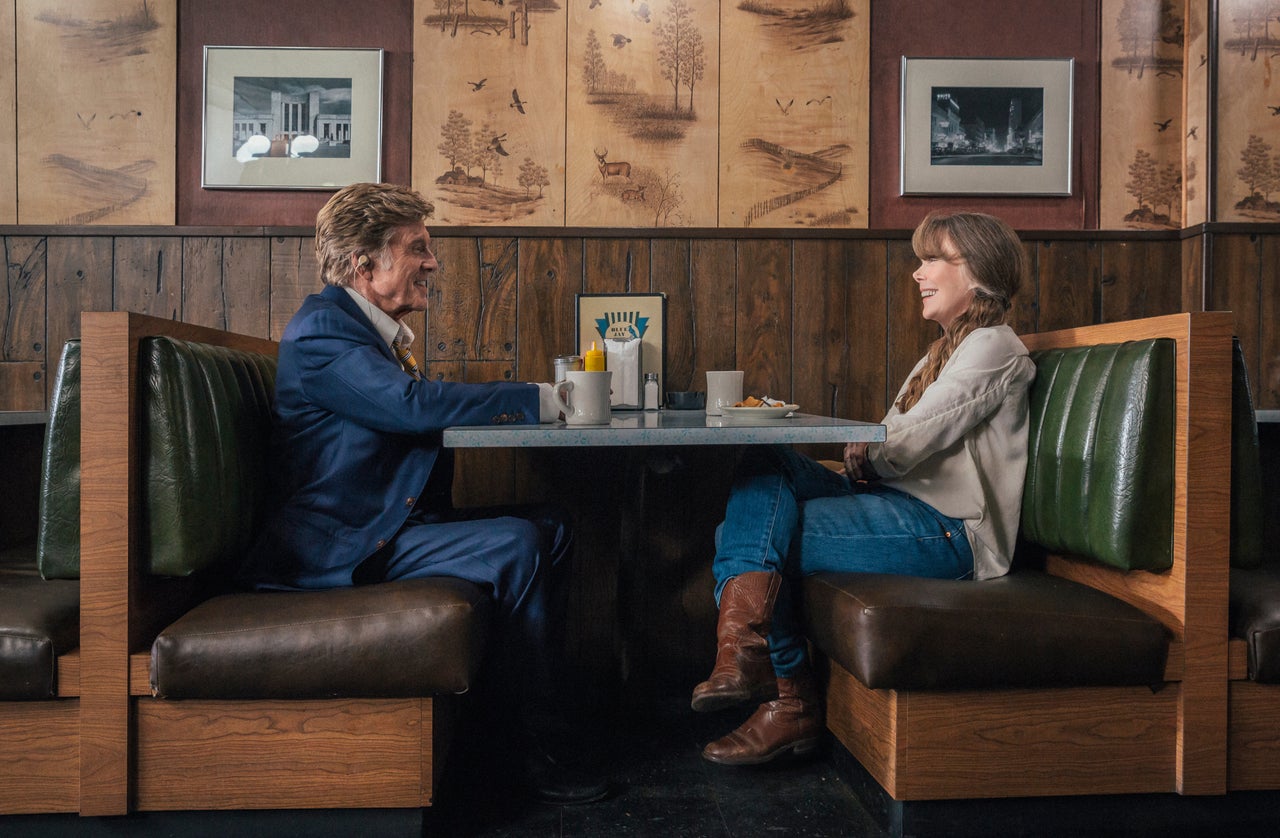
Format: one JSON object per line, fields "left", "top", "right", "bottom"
{"left": 644, "top": 372, "right": 659, "bottom": 410}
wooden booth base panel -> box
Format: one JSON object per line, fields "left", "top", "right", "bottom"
{"left": 1229, "top": 679, "right": 1280, "bottom": 791}
{"left": 825, "top": 663, "right": 1178, "bottom": 802}
{"left": 0, "top": 700, "right": 80, "bottom": 814}
{"left": 132, "top": 697, "right": 442, "bottom": 811}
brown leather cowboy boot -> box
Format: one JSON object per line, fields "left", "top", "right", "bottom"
{"left": 701, "top": 669, "right": 823, "bottom": 766}
{"left": 691, "top": 571, "right": 781, "bottom": 712}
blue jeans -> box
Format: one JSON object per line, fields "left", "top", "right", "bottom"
{"left": 713, "top": 446, "right": 973, "bottom": 677}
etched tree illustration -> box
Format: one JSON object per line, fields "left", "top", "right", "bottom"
{"left": 1116, "top": 0, "right": 1160, "bottom": 63}
{"left": 1155, "top": 162, "right": 1181, "bottom": 221}
{"left": 655, "top": 0, "right": 699, "bottom": 113}
{"left": 583, "top": 30, "right": 605, "bottom": 94}
{"left": 681, "top": 27, "right": 705, "bottom": 112}
{"left": 1126, "top": 149, "right": 1159, "bottom": 211}
{"left": 438, "top": 110, "right": 474, "bottom": 174}
{"left": 518, "top": 157, "right": 550, "bottom": 197}
{"left": 473, "top": 120, "right": 500, "bottom": 185}
{"left": 1238, "top": 134, "right": 1273, "bottom": 198}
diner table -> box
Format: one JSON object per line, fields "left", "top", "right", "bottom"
{"left": 443, "top": 408, "right": 886, "bottom": 448}
{"left": 444, "top": 409, "right": 886, "bottom": 687}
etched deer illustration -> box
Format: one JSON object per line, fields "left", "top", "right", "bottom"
{"left": 594, "top": 148, "right": 632, "bottom": 182}
{"left": 620, "top": 186, "right": 646, "bottom": 203}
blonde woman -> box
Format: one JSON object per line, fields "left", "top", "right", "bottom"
{"left": 695, "top": 211, "right": 1036, "bottom": 766}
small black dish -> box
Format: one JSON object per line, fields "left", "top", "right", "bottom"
{"left": 665, "top": 391, "right": 706, "bottom": 410}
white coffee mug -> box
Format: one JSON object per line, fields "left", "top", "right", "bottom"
{"left": 553, "top": 370, "right": 613, "bottom": 425}
{"left": 706, "top": 370, "right": 744, "bottom": 415}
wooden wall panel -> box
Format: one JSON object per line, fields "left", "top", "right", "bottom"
{"left": 1215, "top": 0, "right": 1280, "bottom": 223}
{"left": 1035, "top": 240, "right": 1100, "bottom": 333}
{"left": 1260, "top": 234, "right": 1280, "bottom": 410}
{"left": 735, "top": 239, "right": 791, "bottom": 399}
{"left": 1100, "top": 239, "right": 1182, "bottom": 322}
{"left": 1209, "top": 234, "right": 1262, "bottom": 388}
{"left": 2, "top": 236, "right": 46, "bottom": 409}
{"left": 428, "top": 237, "right": 519, "bottom": 366}
{"left": 1099, "top": 0, "right": 1185, "bottom": 230}
{"left": 1181, "top": 0, "right": 1211, "bottom": 227}
{"left": 180, "top": 237, "right": 271, "bottom": 339}
{"left": 46, "top": 236, "right": 113, "bottom": 360}
{"left": 17, "top": 0, "right": 175, "bottom": 225}
{"left": 583, "top": 238, "right": 652, "bottom": 296}
{"left": 112, "top": 237, "right": 181, "bottom": 320}
{"left": 687, "top": 240, "right": 737, "bottom": 390}
{"left": 0, "top": 1, "right": 15, "bottom": 224}
{"left": 649, "top": 239, "right": 693, "bottom": 393}
{"left": 267, "top": 237, "right": 317, "bottom": 341}
{"left": 516, "top": 237, "right": 582, "bottom": 383}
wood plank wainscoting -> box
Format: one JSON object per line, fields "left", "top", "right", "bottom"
{"left": 1, "top": 224, "right": 1276, "bottom": 687}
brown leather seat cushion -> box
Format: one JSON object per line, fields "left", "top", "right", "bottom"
{"left": 150, "top": 577, "right": 490, "bottom": 700}
{"left": 1230, "top": 566, "right": 1280, "bottom": 683}
{"left": 803, "top": 570, "right": 1168, "bottom": 690}
{"left": 0, "top": 546, "right": 80, "bottom": 700}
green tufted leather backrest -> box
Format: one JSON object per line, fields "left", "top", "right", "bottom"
{"left": 1022, "top": 339, "right": 1175, "bottom": 572}
{"left": 141, "top": 337, "right": 277, "bottom": 577}
{"left": 1230, "top": 337, "right": 1266, "bottom": 568}
{"left": 35, "top": 336, "right": 277, "bottom": 580}
{"left": 36, "top": 341, "right": 82, "bottom": 580}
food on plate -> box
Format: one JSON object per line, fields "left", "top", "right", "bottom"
{"left": 734, "top": 396, "right": 770, "bottom": 407}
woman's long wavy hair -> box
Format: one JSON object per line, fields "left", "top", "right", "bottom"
{"left": 895, "top": 211, "right": 1026, "bottom": 413}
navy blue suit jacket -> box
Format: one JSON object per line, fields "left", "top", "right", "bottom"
{"left": 241, "top": 285, "right": 540, "bottom": 590}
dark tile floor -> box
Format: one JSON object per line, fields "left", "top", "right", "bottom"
{"left": 423, "top": 691, "right": 887, "bottom": 838}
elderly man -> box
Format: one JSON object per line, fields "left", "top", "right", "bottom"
{"left": 241, "top": 182, "right": 606, "bottom": 805}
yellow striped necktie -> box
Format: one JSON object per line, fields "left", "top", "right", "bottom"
{"left": 391, "top": 338, "right": 422, "bottom": 381}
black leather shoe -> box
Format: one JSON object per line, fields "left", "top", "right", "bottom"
{"left": 522, "top": 745, "right": 610, "bottom": 805}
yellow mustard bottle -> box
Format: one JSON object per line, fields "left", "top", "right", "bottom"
{"left": 584, "top": 341, "right": 605, "bottom": 372}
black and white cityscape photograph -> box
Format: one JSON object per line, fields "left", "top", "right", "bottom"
{"left": 231, "top": 76, "right": 354, "bottom": 161}
{"left": 929, "top": 85, "right": 1044, "bottom": 166}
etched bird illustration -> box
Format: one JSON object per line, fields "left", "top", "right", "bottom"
{"left": 775, "top": 98, "right": 794, "bottom": 115}
{"left": 589, "top": 0, "right": 601, "bottom": 7}
{"left": 633, "top": 3, "right": 651, "bottom": 22}
{"left": 490, "top": 133, "right": 509, "bottom": 156}
{"left": 1154, "top": 118, "right": 1172, "bottom": 132}
{"left": 806, "top": 95, "right": 832, "bottom": 106}
{"left": 510, "top": 89, "right": 528, "bottom": 114}
{"left": 612, "top": 33, "right": 631, "bottom": 48}
{"left": 467, "top": 79, "right": 487, "bottom": 91}
{"left": 1187, "top": 126, "right": 1198, "bottom": 139}
{"left": 1269, "top": 105, "right": 1280, "bottom": 115}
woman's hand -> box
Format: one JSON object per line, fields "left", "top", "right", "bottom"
{"left": 843, "top": 442, "right": 877, "bottom": 482}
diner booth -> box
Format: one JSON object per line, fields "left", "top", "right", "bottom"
{"left": 3, "top": 1, "right": 1280, "bottom": 836}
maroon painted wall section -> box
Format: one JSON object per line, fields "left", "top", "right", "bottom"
{"left": 177, "top": 0, "right": 413, "bottom": 227}
{"left": 870, "top": 1, "right": 1100, "bottom": 230}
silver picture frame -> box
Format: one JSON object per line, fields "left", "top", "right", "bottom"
{"left": 900, "top": 57, "right": 1074, "bottom": 196}
{"left": 202, "top": 46, "right": 383, "bottom": 190}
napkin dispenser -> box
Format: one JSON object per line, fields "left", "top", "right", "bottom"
{"left": 605, "top": 337, "right": 642, "bottom": 409}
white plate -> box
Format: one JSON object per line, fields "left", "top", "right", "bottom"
{"left": 719, "top": 404, "right": 799, "bottom": 422}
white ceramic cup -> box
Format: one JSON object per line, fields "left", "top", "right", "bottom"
{"left": 706, "top": 370, "right": 744, "bottom": 415}
{"left": 553, "top": 370, "right": 613, "bottom": 425}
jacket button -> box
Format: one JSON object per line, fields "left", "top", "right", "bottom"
{"left": 376, "top": 539, "right": 386, "bottom": 549}
{"left": 405, "top": 497, "right": 415, "bottom": 507}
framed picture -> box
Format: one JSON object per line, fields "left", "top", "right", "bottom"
{"left": 202, "top": 46, "right": 383, "bottom": 190}
{"left": 900, "top": 57, "right": 1074, "bottom": 196}
{"left": 576, "top": 293, "right": 667, "bottom": 408}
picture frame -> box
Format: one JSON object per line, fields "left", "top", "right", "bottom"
{"left": 202, "top": 46, "right": 383, "bottom": 190}
{"left": 576, "top": 293, "right": 667, "bottom": 409}
{"left": 900, "top": 57, "right": 1074, "bottom": 196}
